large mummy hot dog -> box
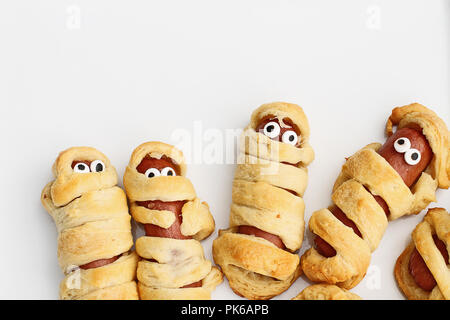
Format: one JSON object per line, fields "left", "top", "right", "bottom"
{"left": 301, "top": 103, "right": 449, "bottom": 289}
{"left": 123, "top": 141, "right": 223, "bottom": 300}
{"left": 41, "top": 147, "right": 138, "bottom": 300}
{"left": 395, "top": 207, "right": 449, "bottom": 300}
{"left": 213, "top": 102, "right": 314, "bottom": 300}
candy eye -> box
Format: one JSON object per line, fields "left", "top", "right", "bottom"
{"left": 404, "top": 148, "right": 421, "bottom": 165}
{"left": 144, "top": 168, "right": 160, "bottom": 178}
{"left": 394, "top": 137, "right": 411, "bottom": 153}
{"left": 281, "top": 130, "right": 298, "bottom": 146}
{"left": 73, "top": 162, "right": 90, "bottom": 173}
{"left": 90, "top": 160, "right": 105, "bottom": 172}
{"left": 160, "top": 167, "right": 176, "bottom": 176}
{"left": 263, "top": 121, "right": 281, "bottom": 139}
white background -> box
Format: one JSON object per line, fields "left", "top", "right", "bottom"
{"left": 0, "top": 0, "right": 448, "bottom": 300}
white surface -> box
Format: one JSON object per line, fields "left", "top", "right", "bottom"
{"left": 0, "top": 0, "right": 449, "bottom": 300}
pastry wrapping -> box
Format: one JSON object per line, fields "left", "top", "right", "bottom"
{"left": 123, "top": 141, "right": 223, "bottom": 300}
{"left": 41, "top": 147, "right": 138, "bottom": 300}
{"left": 292, "top": 284, "right": 361, "bottom": 300}
{"left": 395, "top": 207, "right": 450, "bottom": 300}
{"left": 213, "top": 102, "right": 314, "bottom": 299}
{"left": 301, "top": 103, "right": 449, "bottom": 289}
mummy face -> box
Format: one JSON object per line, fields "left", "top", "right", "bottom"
{"left": 377, "top": 127, "right": 433, "bottom": 187}
{"left": 393, "top": 137, "right": 421, "bottom": 165}
{"left": 256, "top": 116, "right": 301, "bottom": 147}
{"left": 136, "top": 155, "right": 179, "bottom": 178}
{"left": 72, "top": 160, "right": 105, "bottom": 173}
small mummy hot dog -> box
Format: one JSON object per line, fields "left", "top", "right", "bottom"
{"left": 41, "top": 147, "right": 138, "bottom": 300}
{"left": 395, "top": 207, "right": 450, "bottom": 300}
{"left": 213, "top": 102, "right": 314, "bottom": 300}
{"left": 123, "top": 141, "right": 223, "bottom": 300}
{"left": 300, "top": 103, "right": 449, "bottom": 289}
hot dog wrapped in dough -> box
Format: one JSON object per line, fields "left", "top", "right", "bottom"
{"left": 395, "top": 207, "right": 449, "bottom": 300}
{"left": 300, "top": 103, "right": 449, "bottom": 289}
{"left": 213, "top": 102, "right": 315, "bottom": 300}
{"left": 123, "top": 141, "right": 223, "bottom": 300}
{"left": 41, "top": 147, "right": 138, "bottom": 300}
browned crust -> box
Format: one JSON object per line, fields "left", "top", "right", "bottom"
{"left": 394, "top": 242, "right": 431, "bottom": 300}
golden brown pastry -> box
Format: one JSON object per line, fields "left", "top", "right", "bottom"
{"left": 301, "top": 103, "right": 449, "bottom": 289}
{"left": 213, "top": 102, "right": 314, "bottom": 299}
{"left": 41, "top": 146, "right": 138, "bottom": 300}
{"left": 395, "top": 207, "right": 449, "bottom": 300}
{"left": 123, "top": 141, "right": 223, "bottom": 300}
{"left": 292, "top": 284, "right": 361, "bottom": 300}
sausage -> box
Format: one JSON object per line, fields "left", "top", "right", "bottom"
{"left": 140, "top": 200, "right": 191, "bottom": 240}
{"left": 373, "top": 195, "right": 390, "bottom": 216}
{"left": 238, "top": 225, "right": 286, "bottom": 249}
{"left": 313, "top": 233, "right": 337, "bottom": 258}
{"left": 409, "top": 235, "right": 449, "bottom": 291}
{"left": 79, "top": 255, "right": 120, "bottom": 270}
{"left": 181, "top": 280, "right": 203, "bottom": 288}
{"left": 314, "top": 127, "right": 433, "bottom": 258}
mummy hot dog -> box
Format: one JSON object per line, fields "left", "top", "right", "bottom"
{"left": 123, "top": 141, "right": 223, "bottom": 300}
{"left": 41, "top": 147, "right": 138, "bottom": 300}
{"left": 213, "top": 102, "right": 314, "bottom": 300}
{"left": 301, "top": 103, "right": 449, "bottom": 289}
{"left": 395, "top": 207, "right": 449, "bottom": 300}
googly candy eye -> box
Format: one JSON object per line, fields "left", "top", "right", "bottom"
{"left": 145, "top": 168, "right": 161, "bottom": 178}
{"left": 263, "top": 121, "right": 281, "bottom": 139}
{"left": 404, "top": 148, "right": 421, "bottom": 165}
{"left": 160, "top": 167, "right": 176, "bottom": 176}
{"left": 90, "top": 160, "right": 105, "bottom": 172}
{"left": 394, "top": 137, "right": 411, "bottom": 153}
{"left": 73, "top": 162, "right": 90, "bottom": 173}
{"left": 281, "top": 130, "right": 298, "bottom": 146}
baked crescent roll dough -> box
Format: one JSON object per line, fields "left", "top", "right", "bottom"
{"left": 395, "top": 207, "right": 450, "bottom": 300}
{"left": 213, "top": 102, "right": 314, "bottom": 300}
{"left": 41, "top": 147, "right": 138, "bottom": 300}
{"left": 301, "top": 103, "right": 449, "bottom": 289}
{"left": 292, "top": 284, "right": 361, "bottom": 300}
{"left": 123, "top": 141, "right": 223, "bottom": 300}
